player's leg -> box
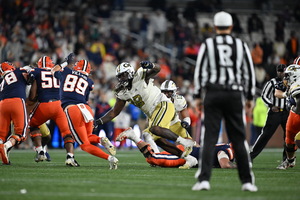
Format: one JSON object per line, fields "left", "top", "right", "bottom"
{"left": 39, "top": 123, "right": 51, "bottom": 161}
{"left": 149, "top": 102, "right": 194, "bottom": 157}
{"left": 65, "top": 105, "right": 118, "bottom": 169}
{"left": 53, "top": 105, "right": 80, "bottom": 166}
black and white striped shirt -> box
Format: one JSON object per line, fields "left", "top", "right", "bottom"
{"left": 194, "top": 34, "right": 256, "bottom": 100}
{"left": 261, "top": 78, "right": 287, "bottom": 110}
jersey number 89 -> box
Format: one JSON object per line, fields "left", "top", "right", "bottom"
{"left": 63, "top": 74, "right": 88, "bottom": 96}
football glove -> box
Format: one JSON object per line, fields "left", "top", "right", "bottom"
{"left": 181, "top": 121, "right": 190, "bottom": 129}
{"left": 140, "top": 61, "right": 154, "bottom": 69}
{"left": 64, "top": 53, "right": 75, "bottom": 65}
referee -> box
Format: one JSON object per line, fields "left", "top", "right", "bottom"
{"left": 250, "top": 64, "right": 288, "bottom": 164}
{"left": 192, "top": 11, "right": 257, "bottom": 192}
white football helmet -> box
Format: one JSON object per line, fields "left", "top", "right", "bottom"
{"left": 116, "top": 62, "right": 135, "bottom": 86}
{"left": 160, "top": 80, "right": 177, "bottom": 98}
{"left": 284, "top": 64, "right": 300, "bottom": 86}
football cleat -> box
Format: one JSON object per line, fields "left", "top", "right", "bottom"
{"left": 34, "top": 151, "right": 47, "bottom": 162}
{"left": 108, "top": 156, "right": 118, "bottom": 170}
{"left": 0, "top": 144, "right": 10, "bottom": 165}
{"left": 65, "top": 155, "right": 80, "bottom": 167}
{"left": 179, "top": 155, "right": 198, "bottom": 169}
{"left": 192, "top": 181, "right": 211, "bottom": 191}
{"left": 101, "top": 137, "right": 116, "bottom": 156}
{"left": 241, "top": 183, "right": 258, "bottom": 192}
{"left": 276, "top": 158, "right": 296, "bottom": 170}
{"left": 45, "top": 152, "right": 51, "bottom": 162}
{"left": 116, "top": 127, "right": 137, "bottom": 142}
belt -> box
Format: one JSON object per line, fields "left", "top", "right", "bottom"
{"left": 206, "top": 84, "right": 243, "bottom": 91}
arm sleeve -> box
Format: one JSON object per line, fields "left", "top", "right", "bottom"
{"left": 193, "top": 42, "right": 207, "bottom": 98}
{"left": 243, "top": 42, "right": 256, "bottom": 100}
{"left": 261, "top": 80, "right": 274, "bottom": 107}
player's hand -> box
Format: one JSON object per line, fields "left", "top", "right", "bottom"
{"left": 95, "top": 118, "right": 104, "bottom": 126}
{"left": 181, "top": 121, "right": 190, "bottom": 129}
{"left": 140, "top": 61, "right": 153, "bottom": 69}
{"left": 64, "top": 53, "right": 75, "bottom": 65}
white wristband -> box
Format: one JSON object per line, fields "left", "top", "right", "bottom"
{"left": 282, "top": 92, "right": 287, "bottom": 98}
{"left": 60, "top": 61, "right": 68, "bottom": 68}
{"left": 182, "top": 117, "right": 191, "bottom": 125}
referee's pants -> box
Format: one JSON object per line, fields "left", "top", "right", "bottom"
{"left": 250, "top": 109, "right": 289, "bottom": 161}
{"left": 196, "top": 89, "right": 255, "bottom": 184}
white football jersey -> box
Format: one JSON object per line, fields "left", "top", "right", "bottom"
{"left": 289, "top": 80, "right": 300, "bottom": 98}
{"left": 116, "top": 67, "right": 170, "bottom": 118}
{"left": 171, "top": 94, "right": 187, "bottom": 125}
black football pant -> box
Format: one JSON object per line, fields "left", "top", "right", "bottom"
{"left": 250, "top": 110, "right": 289, "bottom": 161}
{"left": 196, "top": 89, "right": 255, "bottom": 184}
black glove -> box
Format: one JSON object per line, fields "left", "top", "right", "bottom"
{"left": 64, "top": 53, "right": 75, "bottom": 65}
{"left": 275, "top": 81, "right": 286, "bottom": 92}
{"left": 140, "top": 61, "right": 153, "bottom": 69}
{"left": 95, "top": 118, "right": 104, "bottom": 126}
{"left": 181, "top": 121, "right": 190, "bottom": 129}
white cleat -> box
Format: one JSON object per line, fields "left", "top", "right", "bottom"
{"left": 101, "top": 137, "right": 116, "bottom": 156}
{"left": 0, "top": 144, "right": 10, "bottom": 165}
{"left": 192, "top": 181, "right": 211, "bottom": 191}
{"left": 108, "top": 156, "right": 118, "bottom": 170}
{"left": 116, "top": 127, "right": 136, "bottom": 142}
{"left": 65, "top": 155, "right": 80, "bottom": 167}
{"left": 276, "top": 158, "right": 296, "bottom": 170}
{"left": 241, "top": 183, "right": 258, "bottom": 192}
{"left": 180, "top": 139, "right": 194, "bottom": 158}
{"left": 179, "top": 155, "right": 198, "bottom": 169}
{"left": 34, "top": 151, "right": 47, "bottom": 162}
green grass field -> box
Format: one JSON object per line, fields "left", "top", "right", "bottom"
{"left": 0, "top": 148, "right": 299, "bottom": 200}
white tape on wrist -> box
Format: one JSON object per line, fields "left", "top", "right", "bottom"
{"left": 60, "top": 62, "right": 68, "bottom": 68}
{"left": 282, "top": 92, "right": 287, "bottom": 98}
{"left": 182, "top": 117, "right": 191, "bottom": 126}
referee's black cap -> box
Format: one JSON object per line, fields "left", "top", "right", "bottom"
{"left": 276, "top": 64, "right": 286, "bottom": 72}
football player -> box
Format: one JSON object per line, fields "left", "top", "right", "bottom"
{"left": 275, "top": 60, "right": 300, "bottom": 169}
{"left": 0, "top": 62, "right": 29, "bottom": 164}
{"left": 116, "top": 127, "right": 235, "bottom": 169}
{"left": 160, "top": 80, "right": 192, "bottom": 138}
{"left": 95, "top": 61, "right": 195, "bottom": 164}
{"left": 24, "top": 65, "right": 51, "bottom": 162}
{"left": 28, "top": 56, "right": 79, "bottom": 166}
{"left": 51, "top": 56, "right": 118, "bottom": 169}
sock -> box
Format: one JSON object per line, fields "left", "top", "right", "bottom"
{"left": 5, "top": 141, "right": 13, "bottom": 149}
{"left": 176, "top": 136, "right": 184, "bottom": 144}
{"left": 42, "top": 145, "right": 47, "bottom": 152}
{"left": 35, "top": 146, "right": 43, "bottom": 153}
{"left": 143, "top": 132, "right": 160, "bottom": 153}
{"left": 67, "top": 153, "right": 74, "bottom": 158}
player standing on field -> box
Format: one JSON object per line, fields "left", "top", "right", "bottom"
{"left": 0, "top": 62, "right": 29, "bottom": 164}
{"left": 51, "top": 55, "right": 118, "bottom": 169}
{"left": 28, "top": 55, "right": 79, "bottom": 166}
